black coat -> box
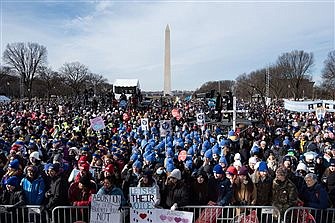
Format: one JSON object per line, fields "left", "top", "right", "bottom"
{"left": 44, "top": 175, "right": 69, "bottom": 210}
{"left": 164, "top": 181, "right": 190, "bottom": 208}
{"left": 0, "top": 189, "right": 24, "bottom": 207}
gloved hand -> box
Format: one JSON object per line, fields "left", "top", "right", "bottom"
{"left": 170, "top": 203, "right": 178, "bottom": 211}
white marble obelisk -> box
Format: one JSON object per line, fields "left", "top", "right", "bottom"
{"left": 164, "top": 24, "right": 171, "bottom": 96}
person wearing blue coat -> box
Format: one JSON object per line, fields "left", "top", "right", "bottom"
{"left": 97, "top": 175, "right": 127, "bottom": 207}
{"left": 301, "top": 173, "right": 329, "bottom": 223}
{"left": 301, "top": 173, "right": 329, "bottom": 209}
{"left": 20, "top": 165, "right": 45, "bottom": 205}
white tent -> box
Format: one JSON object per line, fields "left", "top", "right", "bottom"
{"left": 113, "top": 79, "right": 140, "bottom": 88}
{"left": 113, "top": 79, "right": 140, "bottom": 99}
{"left": 0, "top": 95, "right": 10, "bottom": 103}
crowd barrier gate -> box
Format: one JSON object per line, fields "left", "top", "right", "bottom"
{"left": 283, "top": 207, "right": 335, "bottom": 223}
{"left": 2, "top": 205, "right": 335, "bottom": 223}
{"left": 0, "top": 205, "right": 48, "bottom": 223}
{"left": 51, "top": 206, "right": 129, "bottom": 223}
{"left": 179, "top": 205, "right": 281, "bottom": 223}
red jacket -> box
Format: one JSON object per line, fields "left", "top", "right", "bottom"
{"left": 68, "top": 181, "right": 96, "bottom": 206}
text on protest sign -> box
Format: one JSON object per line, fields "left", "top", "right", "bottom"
{"left": 90, "top": 194, "right": 121, "bottom": 223}
{"left": 129, "top": 187, "right": 157, "bottom": 223}
{"left": 90, "top": 117, "right": 105, "bottom": 131}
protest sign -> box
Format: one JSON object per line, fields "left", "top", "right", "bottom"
{"left": 90, "top": 194, "right": 121, "bottom": 223}
{"left": 152, "top": 209, "right": 193, "bottom": 223}
{"left": 160, "top": 120, "right": 171, "bottom": 137}
{"left": 129, "top": 187, "right": 157, "bottom": 223}
{"left": 90, "top": 116, "right": 105, "bottom": 131}
{"left": 196, "top": 113, "right": 205, "bottom": 125}
{"left": 141, "top": 118, "right": 149, "bottom": 131}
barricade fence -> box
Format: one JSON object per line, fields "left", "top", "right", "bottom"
{"left": 179, "top": 205, "right": 281, "bottom": 223}
{"left": 1, "top": 205, "right": 335, "bottom": 223}
{"left": 0, "top": 205, "right": 48, "bottom": 223}
{"left": 283, "top": 206, "right": 335, "bottom": 223}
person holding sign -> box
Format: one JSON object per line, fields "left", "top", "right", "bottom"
{"left": 163, "top": 169, "right": 190, "bottom": 210}
{"left": 137, "top": 170, "right": 161, "bottom": 207}
{"left": 97, "top": 175, "right": 127, "bottom": 207}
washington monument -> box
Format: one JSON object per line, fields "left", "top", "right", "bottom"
{"left": 164, "top": 24, "right": 171, "bottom": 96}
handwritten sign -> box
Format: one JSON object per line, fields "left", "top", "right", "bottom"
{"left": 152, "top": 209, "right": 193, "bottom": 223}
{"left": 129, "top": 187, "right": 157, "bottom": 223}
{"left": 90, "top": 194, "right": 121, "bottom": 223}
{"left": 90, "top": 117, "right": 105, "bottom": 131}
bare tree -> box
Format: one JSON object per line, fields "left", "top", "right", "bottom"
{"left": 321, "top": 51, "right": 335, "bottom": 99}
{"left": 86, "top": 73, "right": 108, "bottom": 96}
{"left": 3, "top": 42, "right": 47, "bottom": 99}
{"left": 276, "top": 50, "right": 313, "bottom": 100}
{"left": 59, "top": 62, "right": 89, "bottom": 95}
{"left": 37, "top": 66, "right": 62, "bottom": 100}
{"left": 269, "top": 65, "right": 289, "bottom": 99}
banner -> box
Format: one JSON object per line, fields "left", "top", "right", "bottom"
{"left": 152, "top": 209, "right": 193, "bottom": 223}
{"left": 141, "top": 118, "right": 149, "bottom": 131}
{"left": 90, "top": 194, "right": 121, "bottom": 223}
{"left": 160, "top": 120, "right": 171, "bottom": 137}
{"left": 196, "top": 113, "right": 205, "bottom": 125}
{"left": 129, "top": 187, "right": 158, "bottom": 223}
{"left": 284, "top": 99, "right": 335, "bottom": 112}
{"left": 90, "top": 116, "right": 105, "bottom": 131}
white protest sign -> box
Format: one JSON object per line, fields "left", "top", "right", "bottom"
{"left": 129, "top": 187, "right": 157, "bottom": 223}
{"left": 160, "top": 120, "right": 171, "bottom": 137}
{"left": 196, "top": 113, "right": 205, "bottom": 125}
{"left": 316, "top": 107, "right": 326, "bottom": 121}
{"left": 90, "top": 194, "right": 121, "bottom": 223}
{"left": 141, "top": 118, "right": 149, "bottom": 131}
{"left": 90, "top": 116, "right": 105, "bottom": 131}
{"left": 151, "top": 209, "right": 193, "bottom": 223}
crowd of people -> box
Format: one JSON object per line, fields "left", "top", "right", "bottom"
{"left": 0, "top": 95, "right": 334, "bottom": 220}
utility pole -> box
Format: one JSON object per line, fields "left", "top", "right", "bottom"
{"left": 266, "top": 67, "right": 270, "bottom": 105}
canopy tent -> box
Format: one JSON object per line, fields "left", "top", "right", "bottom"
{"left": 113, "top": 79, "right": 140, "bottom": 88}
{"left": 0, "top": 95, "right": 10, "bottom": 103}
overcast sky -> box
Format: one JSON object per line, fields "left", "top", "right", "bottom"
{"left": 1, "top": 1, "right": 334, "bottom": 91}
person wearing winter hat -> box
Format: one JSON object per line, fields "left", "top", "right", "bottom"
{"left": 68, "top": 175, "right": 96, "bottom": 207}
{"left": 165, "top": 158, "right": 175, "bottom": 173}
{"left": 1, "top": 158, "right": 21, "bottom": 190}
{"left": 226, "top": 166, "right": 238, "bottom": 185}
{"left": 219, "top": 156, "right": 228, "bottom": 170}
{"left": 191, "top": 171, "right": 209, "bottom": 205}
{"left": 43, "top": 163, "right": 69, "bottom": 214}
{"left": 137, "top": 170, "right": 161, "bottom": 207}
{"left": 0, "top": 176, "right": 24, "bottom": 210}
{"left": 272, "top": 167, "right": 298, "bottom": 217}
{"left": 248, "top": 157, "right": 258, "bottom": 174}
{"left": 238, "top": 166, "right": 249, "bottom": 176}
{"left": 21, "top": 165, "right": 46, "bottom": 205}
{"left": 251, "top": 161, "right": 273, "bottom": 206}
{"left": 8, "top": 159, "right": 20, "bottom": 171}
{"left": 233, "top": 160, "right": 242, "bottom": 172}
{"left": 207, "top": 164, "right": 232, "bottom": 206}
{"left": 164, "top": 169, "right": 189, "bottom": 210}
{"left": 198, "top": 149, "right": 214, "bottom": 178}
{"left": 233, "top": 164, "right": 257, "bottom": 206}
{"left": 296, "top": 162, "right": 308, "bottom": 177}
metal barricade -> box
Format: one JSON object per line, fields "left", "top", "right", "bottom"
{"left": 283, "top": 207, "right": 335, "bottom": 223}
{"left": 0, "top": 205, "right": 48, "bottom": 223}
{"left": 51, "top": 206, "right": 129, "bottom": 223}
{"left": 180, "top": 205, "right": 281, "bottom": 223}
